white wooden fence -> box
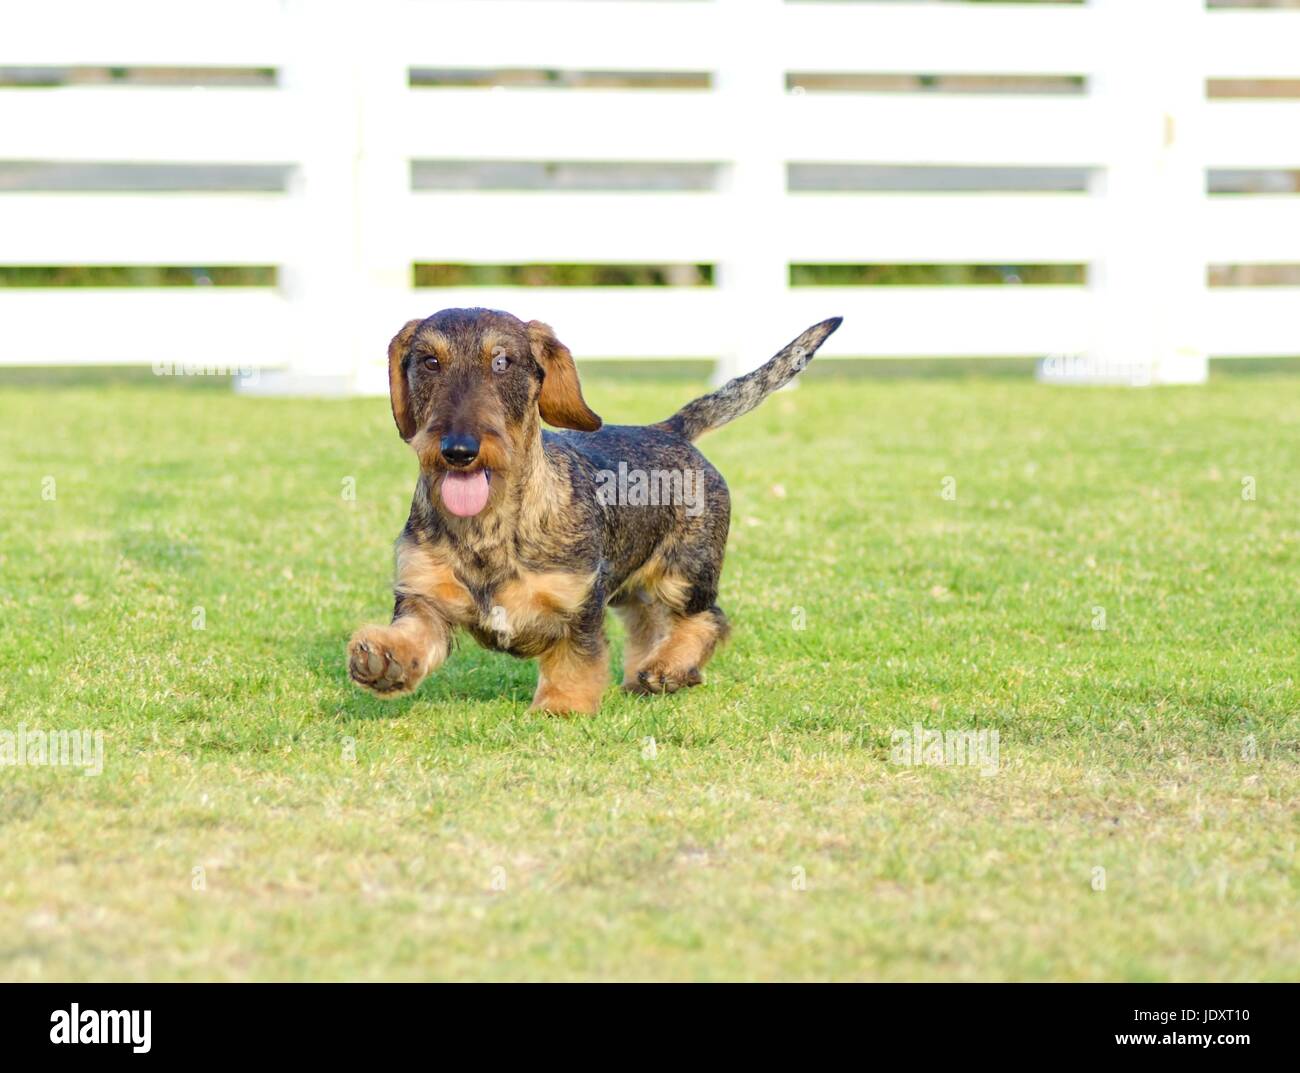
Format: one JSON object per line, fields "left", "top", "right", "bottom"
{"left": 2, "top": 0, "right": 1299, "bottom": 389}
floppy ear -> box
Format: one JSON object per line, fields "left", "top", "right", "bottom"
{"left": 387, "top": 318, "right": 423, "bottom": 441}
{"left": 527, "top": 320, "right": 602, "bottom": 432}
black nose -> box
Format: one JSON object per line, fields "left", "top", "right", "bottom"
{"left": 439, "top": 433, "right": 479, "bottom": 467}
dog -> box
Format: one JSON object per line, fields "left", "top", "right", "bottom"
{"left": 347, "top": 308, "right": 841, "bottom": 714}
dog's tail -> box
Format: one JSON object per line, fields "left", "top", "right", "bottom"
{"left": 656, "top": 317, "right": 842, "bottom": 442}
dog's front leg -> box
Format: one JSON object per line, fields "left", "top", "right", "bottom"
{"left": 347, "top": 595, "right": 450, "bottom": 698}
{"left": 531, "top": 630, "right": 609, "bottom": 716}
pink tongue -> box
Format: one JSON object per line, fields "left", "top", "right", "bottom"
{"left": 440, "top": 470, "right": 490, "bottom": 517}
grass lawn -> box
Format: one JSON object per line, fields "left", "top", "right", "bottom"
{"left": 0, "top": 369, "right": 1297, "bottom": 981}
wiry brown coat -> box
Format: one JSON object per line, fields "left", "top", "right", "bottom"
{"left": 348, "top": 308, "right": 841, "bottom": 713}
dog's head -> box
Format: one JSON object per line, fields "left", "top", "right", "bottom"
{"left": 387, "top": 308, "right": 601, "bottom": 518}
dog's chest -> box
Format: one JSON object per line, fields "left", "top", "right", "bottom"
{"left": 400, "top": 539, "right": 596, "bottom": 654}
{"left": 462, "top": 567, "right": 594, "bottom": 654}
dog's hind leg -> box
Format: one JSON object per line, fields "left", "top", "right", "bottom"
{"left": 628, "top": 605, "right": 729, "bottom": 695}
{"left": 620, "top": 506, "right": 732, "bottom": 695}
{"left": 612, "top": 598, "right": 669, "bottom": 690}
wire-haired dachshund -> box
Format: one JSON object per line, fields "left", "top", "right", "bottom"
{"left": 348, "top": 308, "right": 842, "bottom": 713}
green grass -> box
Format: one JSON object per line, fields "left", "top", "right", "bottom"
{"left": 0, "top": 372, "right": 1297, "bottom": 982}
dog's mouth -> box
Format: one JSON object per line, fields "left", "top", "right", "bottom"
{"left": 439, "top": 467, "right": 492, "bottom": 517}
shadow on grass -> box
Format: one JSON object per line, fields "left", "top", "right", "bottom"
{"left": 301, "top": 630, "right": 658, "bottom": 726}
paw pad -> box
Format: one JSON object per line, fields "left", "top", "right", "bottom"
{"left": 348, "top": 636, "right": 417, "bottom": 695}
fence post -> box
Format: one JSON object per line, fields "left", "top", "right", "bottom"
{"left": 244, "top": 0, "right": 408, "bottom": 396}
{"left": 714, "top": 0, "right": 789, "bottom": 384}
{"left": 351, "top": 0, "right": 418, "bottom": 396}
{"left": 1087, "top": 0, "right": 1207, "bottom": 385}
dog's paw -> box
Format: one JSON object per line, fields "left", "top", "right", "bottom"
{"left": 347, "top": 627, "right": 428, "bottom": 697}
{"left": 529, "top": 687, "right": 603, "bottom": 716}
{"left": 627, "top": 663, "right": 703, "bottom": 696}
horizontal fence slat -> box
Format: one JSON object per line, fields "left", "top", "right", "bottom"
{"left": 1, "top": 0, "right": 285, "bottom": 66}
{"left": 1206, "top": 290, "right": 1300, "bottom": 356}
{"left": 783, "top": 3, "right": 1099, "bottom": 75}
{"left": 782, "top": 195, "right": 1098, "bottom": 262}
{"left": 407, "top": 193, "right": 1099, "bottom": 264}
{"left": 25, "top": 0, "right": 1288, "bottom": 82}
{"left": 2, "top": 90, "right": 293, "bottom": 164}
{"left": 783, "top": 286, "right": 1089, "bottom": 359}
{"left": 1205, "top": 198, "right": 1300, "bottom": 263}
{"left": 403, "top": 0, "right": 718, "bottom": 71}
{"left": 1205, "top": 10, "right": 1300, "bottom": 79}
{"left": 402, "top": 90, "right": 723, "bottom": 162}
{"left": 403, "top": 91, "right": 1106, "bottom": 167}
{"left": 405, "top": 289, "right": 726, "bottom": 358}
{"left": 0, "top": 290, "right": 290, "bottom": 365}
{"left": 405, "top": 287, "right": 1087, "bottom": 360}
{"left": 407, "top": 193, "right": 723, "bottom": 262}
{"left": 778, "top": 96, "right": 1104, "bottom": 167}
{"left": 404, "top": 1, "right": 1103, "bottom": 75}
{"left": 1206, "top": 102, "right": 1300, "bottom": 168}
{"left": 0, "top": 194, "right": 290, "bottom": 264}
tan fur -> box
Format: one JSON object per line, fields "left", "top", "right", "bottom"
{"left": 631, "top": 610, "right": 728, "bottom": 694}
{"left": 398, "top": 540, "right": 595, "bottom": 649}
{"left": 613, "top": 599, "right": 669, "bottom": 688}
{"left": 478, "top": 330, "right": 510, "bottom": 358}
{"left": 347, "top": 613, "right": 450, "bottom": 697}
{"left": 611, "top": 553, "right": 692, "bottom": 611}
{"left": 395, "top": 540, "right": 475, "bottom": 621}
{"left": 528, "top": 320, "right": 601, "bottom": 432}
{"left": 531, "top": 634, "right": 609, "bottom": 715}
{"left": 496, "top": 569, "right": 595, "bottom": 635}
{"left": 387, "top": 319, "right": 423, "bottom": 440}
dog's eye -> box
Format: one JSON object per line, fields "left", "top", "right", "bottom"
{"left": 422, "top": 356, "right": 439, "bottom": 371}
{"left": 491, "top": 352, "right": 510, "bottom": 374}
